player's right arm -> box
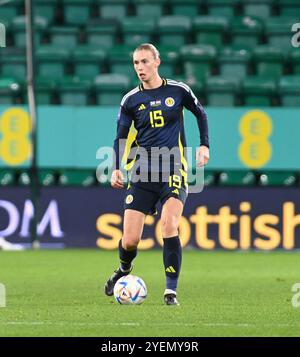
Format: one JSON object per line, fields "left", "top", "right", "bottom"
{"left": 111, "top": 100, "right": 133, "bottom": 189}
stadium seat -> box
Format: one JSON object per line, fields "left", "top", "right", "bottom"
{"left": 206, "top": 76, "right": 238, "bottom": 106}
{"left": 170, "top": 0, "right": 200, "bottom": 17}
{"left": 23, "top": 77, "right": 56, "bottom": 105}
{"left": 18, "top": 171, "right": 31, "bottom": 186}
{"left": 193, "top": 16, "right": 228, "bottom": 47}
{"left": 72, "top": 45, "right": 106, "bottom": 79}
{"left": 265, "top": 17, "right": 299, "bottom": 51}
{"left": 278, "top": 75, "right": 300, "bottom": 106}
{"left": 230, "top": 16, "right": 263, "bottom": 49}
{"left": 159, "top": 45, "right": 180, "bottom": 78}
{"left": 121, "top": 17, "right": 155, "bottom": 46}
{"left": 62, "top": 0, "right": 93, "bottom": 26}
{"left": 219, "top": 171, "right": 256, "bottom": 186}
{"left": 34, "top": 0, "right": 58, "bottom": 24}
{"left": 204, "top": 170, "right": 217, "bottom": 186}
{"left": 218, "top": 46, "right": 251, "bottom": 84}
{"left": 0, "top": 0, "right": 22, "bottom": 22}
{"left": 96, "top": 0, "right": 129, "bottom": 20}
{"left": 49, "top": 26, "right": 80, "bottom": 50}
{"left": 258, "top": 171, "right": 297, "bottom": 186}
{"left": 0, "top": 53, "right": 26, "bottom": 80}
{"left": 94, "top": 73, "right": 130, "bottom": 105}
{"left": 291, "top": 50, "right": 300, "bottom": 74}
{"left": 253, "top": 45, "right": 285, "bottom": 78}
{"left": 0, "top": 78, "right": 21, "bottom": 104}
{"left": 158, "top": 16, "right": 192, "bottom": 46}
{"left": 12, "top": 16, "right": 48, "bottom": 48}
{"left": 36, "top": 46, "right": 70, "bottom": 80}
{"left": 108, "top": 45, "right": 136, "bottom": 80}
{"left": 241, "top": 0, "right": 274, "bottom": 19}
{"left": 57, "top": 77, "right": 91, "bottom": 106}
{"left": 38, "top": 169, "right": 56, "bottom": 186}
{"left": 135, "top": 0, "right": 167, "bottom": 17}
{"left": 85, "top": 23, "right": 117, "bottom": 49}
{"left": 58, "top": 169, "right": 96, "bottom": 186}
{"left": 180, "top": 44, "right": 216, "bottom": 81}
{"left": 242, "top": 77, "right": 276, "bottom": 106}
{"left": 206, "top": 0, "right": 239, "bottom": 17}
{"left": 278, "top": 0, "right": 300, "bottom": 16}
{"left": 0, "top": 170, "right": 15, "bottom": 186}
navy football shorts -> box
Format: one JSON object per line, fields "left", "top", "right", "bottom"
{"left": 123, "top": 176, "right": 188, "bottom": 215}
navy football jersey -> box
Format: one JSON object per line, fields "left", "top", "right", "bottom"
{"left": 114, "top": 78, "right": 209, "bottom": 174}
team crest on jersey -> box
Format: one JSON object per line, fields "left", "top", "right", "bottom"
{"left": 126, "top": 194, "right": 133, "bottom": 204}
{"left": 165, "top": 97, "right": 175, "bottom": 107}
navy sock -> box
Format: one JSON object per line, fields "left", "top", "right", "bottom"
{"left": 119, "top": 239, "right": 137, "bottom": 272}
{"left": 163, "top": 236, "right": 182, "bottom": 292}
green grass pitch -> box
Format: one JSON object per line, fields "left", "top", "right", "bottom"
{"left": 0, "top": 250, "right": 300, "bottom": 337}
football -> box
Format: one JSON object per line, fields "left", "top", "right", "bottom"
{"left": 113, "top": 275, "right": 147, "bottom": 305}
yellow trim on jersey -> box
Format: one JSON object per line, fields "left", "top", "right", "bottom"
{"left": 122, "top": 122, "right": 138, "bottom": 171}
{"left": 178, "top": 133, "right": 188, "bottom": 172}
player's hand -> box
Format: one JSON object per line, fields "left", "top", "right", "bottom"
{"left": 111, "top": 170, "right": 124, "bottom": 189}
{"left": 196, "top": 146, "right": 210, "bottom": 167}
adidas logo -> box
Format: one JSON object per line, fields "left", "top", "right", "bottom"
{"left": 165, "top": 266, "right": 176, "bottom": 273}
{"left": 171, "top": 189, "right": 179, "bottom": 195}
{"left": 138, "top": 104, "right": 146, "bottom": 111}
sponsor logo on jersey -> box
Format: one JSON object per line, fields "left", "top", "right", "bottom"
{"left": 138, "top": 104, "right": 146, "bottom": 111}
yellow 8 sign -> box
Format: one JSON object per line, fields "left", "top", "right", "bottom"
{"left": 0, "top": 108, "right": 32, "bottom": 166}
{"left": 238, "top": 110, "right": 272, "bottom": 169}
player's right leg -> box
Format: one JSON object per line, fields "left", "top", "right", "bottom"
{"left": 104, "top": 209, "right": 145, "bottom": 296}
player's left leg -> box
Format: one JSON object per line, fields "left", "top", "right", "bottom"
{"left": 161, "top": 197, "right": 183, "bottom": 306}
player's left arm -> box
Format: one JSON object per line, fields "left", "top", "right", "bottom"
{"left": 182, "top": 85, "right": 210, "bottom": 167}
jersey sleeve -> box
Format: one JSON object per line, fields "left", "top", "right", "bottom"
{"left": 117, "top": 98, "right": 133, "bottom": 128}
{"left": 182, "top": 84, "right": 209, "bottom": 148}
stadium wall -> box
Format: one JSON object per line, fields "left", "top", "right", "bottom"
{"left": 0, "top": 105, "right": 300, "bottom": 170}
{"left": 1, "top": 187, "right": 300, "bottom": 250}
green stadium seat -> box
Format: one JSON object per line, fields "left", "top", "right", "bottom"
{"left": 219, "top": 171, "right": 256, "bottom": 186}
{"left": 230, "top": 16, "right": 263, "bottom": 49}
{"left": 39, "top": 169, "right": 56, "bottom": 186}
{"left": 36, "top": 46, "right": 70, "bottom": 80}
{"left": 12, "top": 16, "right": 48, "bottom": 48}
{"left": 57, "top": 77, "right": 91, "bottom": 106}
{"left": 0, "top": 0, "right": 22, "bottom": 22}
{"left": 206, "top": 0, "right": 239, "bottom": 17}
{"left": 259, "top": 171, "right": 297, "bottom": 186}
{"left": 278, "top": 75, "right": 300, "bottom": 106}
{"left": 62, "top": 0, "right": 93, "bottom": 25}
{"left": 0, "top": 78, "right": 21, "bottom": 104}
{"left": 22, "top": 77, "right": 56, "bottom": 105}
{"left": 72, "top": 45, "right": 106, "bottom": 79}
{"left": 158, "top": 16, "right": 192, "bottom": 46}
{"left": 290, "top": 50, "right": 300, "bottom": 75}
{"left": 0, "top": 53, "right": 26, "bottom": 80}
{"left": 253, "top": 45, "right": 285, "bottom": 78}
{"left": 121, "top": 17, "right": 155, "bottom": 46}
{"left": 108, "top": 45, "right": 135, "bottom": 80}
{"left": 58, "top": 169, "right": 96, "bottom": 186}
{"left": 204, "top": 170, "right": 217, "bottom": 186}
{"left": 135, "top": 0, "right": 167, "bottom": 17}
{"left": 278, "top": 0, "right": 300, "bottom": 16}
{"left": 94, "top": 73, "right": 130, "bottom": 105}
{"left": 218, "top": 45, "right": 251, "bottom": 83}
{"left": 85, "top": 23, "right": 117, "bottom": 49}
{"left": 96, "top": 0, "right": 129, "bottom": 20}
{"left": 241, "top": 0, "right": 274, "bottom": 19}
{"left": 193, "top": 16, "right": 228, "bottom": 47}
{"left": 206, "top": 76, "right": 237, "bottom": 106}
{"left": 242, "top": 77, "right": 276, "bottom": 106}
{"left": 159, "top": 45, "right": 179, "bottom": 78}
{"left": 170, "top": 0, "right": 200, "bottom": 17}
{"left": 0, "top": 170, "right": 15, "bottom": 186}
{"left": 34, "top": 0, "right": 58, "bottom": 24}
{"left": 180, "top": 44, "right": 216, "bottom": 81}
{"left": 265, "top": 17, "right": 298, "bottom": 51}
{"left": 49, "top": 26, "right": 80, "bottom": 50}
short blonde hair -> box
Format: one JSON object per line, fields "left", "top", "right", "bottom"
{"left": 133, "top": 43, "right": 160, "bottom": 59}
